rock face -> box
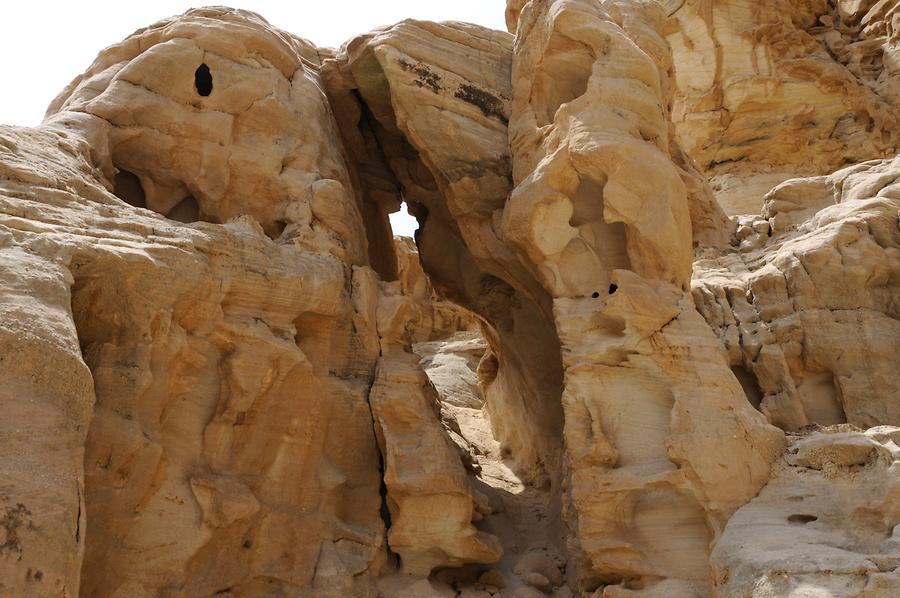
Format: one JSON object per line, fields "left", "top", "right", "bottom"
{"left": 694, "top": 155, "right": 900, "bottom": 432}
{"left": 666, "top": 0, "right": 900, "bottom": 215}
{"left": 506, "top": 2, "right": 782, "bottom": 592}
{"left": 3, "top": 10, "right": 386, "bottom": 597}
{"left": 372, "top": 237, "right": 501, "bottom": 576}
{"left": 0, "top": 2, "right": 898, "bottom": 597}
{"left": 712, "top": 426, "right": 900, "bottom": 597}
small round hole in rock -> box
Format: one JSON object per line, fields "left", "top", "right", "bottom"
{"left": 591, "top": 292, "right": 600, "bottom": 299}
{"left": 788, "top": 514, "right": 818, "bottom": 525}
{"left": 609, "top": 283, "right": 618, "bottom": 294}
{"left": 195, "top": 64, "right": 213, "bottom": 97}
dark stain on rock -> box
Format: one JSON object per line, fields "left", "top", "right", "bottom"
{"left": 398, "top": 59, "right": 443, "bottom": 94}
{"left": 1, "top": 502, "right": 33, "bottom": 556}
{"left": 454, "top": 84, "right": 509, "bottom": 125}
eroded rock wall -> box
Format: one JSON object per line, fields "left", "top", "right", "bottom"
{"left": 2, "top": 10, "right": 388, "bottom": 596}
{"left": 506, "top": 2, "right": 784, "bottom": 591}
{"left": 666, "top": 0, "right": 900, "bottom": 215}
{"left": 0, "top": 2, "right": 898, "bottom": 597}
{"left": 693, "top": 156, "right": 900, "bottom": 432}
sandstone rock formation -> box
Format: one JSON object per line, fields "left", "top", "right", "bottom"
{"left": 693, "top": 155, "right": 900, "bottom": 432}
{"left": 372, "top": 238, "right": 501, "bottom": 576}
{"left": 712, "top": 426, "right": 900, "bottom": 597}
{"left": 3, "top": 10, "right": 387, "bottom": 596}
{"left": 0, "top": 1, "right": 897, "bottom": 597}
{"left": 665, "top": 0, "right": 900, "bottom": 215}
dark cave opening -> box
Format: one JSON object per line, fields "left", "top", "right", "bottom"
{"left": 166, "top": 196, "right": 200, "bottom": 224}
{"left": 731, "top": 365, "right": 763, "bottom": 410}
{"left": 112, "top": 169, "right": 146, "bottom": 209}
{"left": 195, "top": 64, "right": 213, "bottom": 97}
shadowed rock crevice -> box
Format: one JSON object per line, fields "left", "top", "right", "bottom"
{"left": 112, "top": 169, "right": 146, "bottom": 209}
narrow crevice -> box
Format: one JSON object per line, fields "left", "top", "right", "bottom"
{"left": 377, "top": 457, "right": 393, "bottom": 533}
{"left": 74, "top": 483, "right": 81, "bottom": 543}
{"left": 363, "top": 346, "right": 398, "bottom": 567}
{"left": 788, "top": 514, "right": 818, "bottom": 525}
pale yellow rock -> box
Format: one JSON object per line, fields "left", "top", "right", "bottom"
{"left": 507, "top": 1, "right": 784, "bottom": 592}
{"left": 415, "top": 331, "right": 487, "bottom": 410}
{"left": 48, "top": 8, "right": 366, "bottom": 254}
{"left": 666, "top": 0, "right": 900, "bottom": 215}
{"left": 1, "top": 9, "right": 387, "bottom": 596}
{"left": 0, "top": 3, "right": 898, "bottom": 597}
{"left": 711, "top": 427, "right": 900, "bottom": 597}
{"left": 372, "top": 245, "right": 502, "bottom": 574}
{"left": 693, "top": 156, "right": 900, "bottom": 431}
{"left": 369, "top": 349, "right": 502, "bottom": 574}
{"left": 0, "top": 235, "right": 93, "bottom": 597}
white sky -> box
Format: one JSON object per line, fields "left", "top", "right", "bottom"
{"left": 0, "top": 1, "right": 509, "bottom": 236}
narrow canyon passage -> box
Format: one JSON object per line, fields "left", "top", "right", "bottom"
{"left": 375, "top": 329, "right": 568, "bottom": 595}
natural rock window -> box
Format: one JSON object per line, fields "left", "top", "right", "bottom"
{"left": 194, "top": 64, "right": 213, "bottom": 96}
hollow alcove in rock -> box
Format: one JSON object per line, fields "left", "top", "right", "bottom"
{"left": 787, "top": 514, "right": 818, "bottom": 525}
{"left": 732, "top": 364, "right": 763, "bottom": 410}
{"left": 166, "top": 195, "right": 200, "bottom": 223}
{"left": 112, "top": 171, "right": 205, "bottom": 226}
{"left": 194, "top": 63, "right": 213, "bottom": 97}
{"left": 796, "top": 372, "right": 848, "bottom": 427}
{"left": 113, "top": 169, "right": 146, "bottom": 209}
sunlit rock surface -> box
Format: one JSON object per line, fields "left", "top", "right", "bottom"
{"left": 0, "top": 2, "right": 897, "bottom": 596}
{"left": 665, "top": 0, "right": 900, "bottom": 216}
